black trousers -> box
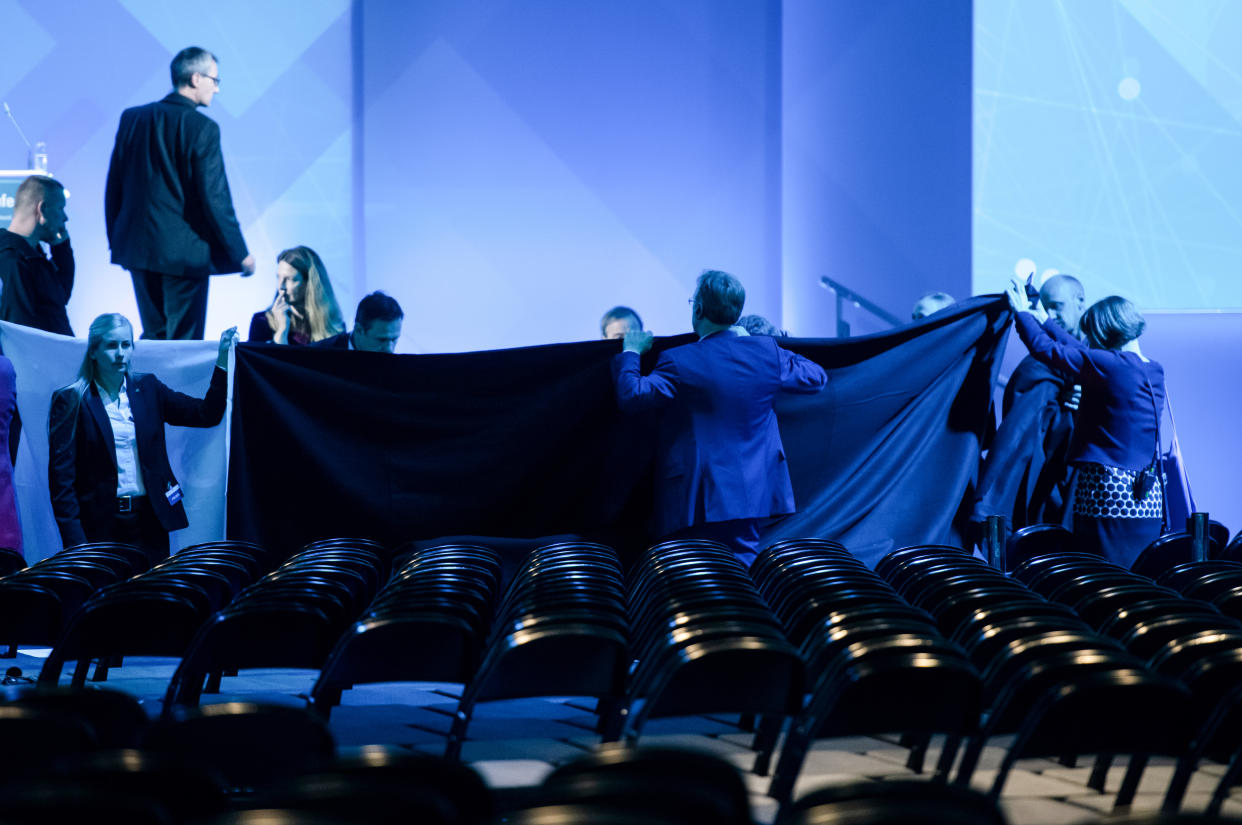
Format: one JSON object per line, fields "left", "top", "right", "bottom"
{"left": 99, "top": 496, "right": 170, "bottom": 565}
{"left": 130, "top": 269, "right": 210, "bottom": 340}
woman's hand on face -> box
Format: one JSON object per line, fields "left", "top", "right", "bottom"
{"left": 216, "top": 327, "right": 239, "bottom": 368}
{"left": 272, "top": 292, "right": 291, "bottom": 330}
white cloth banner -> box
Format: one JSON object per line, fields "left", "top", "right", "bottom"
{"left": 0, "top": 321, "right": 232, "bottom": 562}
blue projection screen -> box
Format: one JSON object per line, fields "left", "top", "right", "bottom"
{"left": 974, "top": 1, "right": 1242, "bottom": 309}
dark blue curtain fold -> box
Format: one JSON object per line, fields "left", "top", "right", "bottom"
{"left": 227, "top": 296, "right": 1011, "bottom": 567}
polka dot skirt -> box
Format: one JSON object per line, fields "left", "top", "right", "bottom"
{"left": 1075, "top": 462, "right": 1164, "bottom": 520}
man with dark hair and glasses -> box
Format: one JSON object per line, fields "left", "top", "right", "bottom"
{"left": 105, "top": 46, "right": 255, "bottom": 341}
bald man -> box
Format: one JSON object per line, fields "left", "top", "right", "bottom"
{"left": 973, "top": 274, "right": 1085, "bottom": 534}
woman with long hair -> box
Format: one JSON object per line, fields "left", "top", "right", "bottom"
{"left": 47, "top": 313, "right": 238, "bottom": 561}
{"left": 248, "top": 246, "right": 344, "bottom": 344}
{"left": 1006, "top": 280, "right": 1167, "bottom": 567}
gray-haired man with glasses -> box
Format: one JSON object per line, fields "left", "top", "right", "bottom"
{"left": 105, "top": 46, "right": 255, "bottom": 341}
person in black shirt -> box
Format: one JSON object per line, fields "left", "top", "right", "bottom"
{"left": 0, "top": 175, "right": 73, "bottom": 335}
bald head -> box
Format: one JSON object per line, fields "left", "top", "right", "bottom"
{"left": 912, "top": 291, "right": 955, "bottom": 320}
{"left": 1039, "top": 275, "right": 1086, "bottom": 333}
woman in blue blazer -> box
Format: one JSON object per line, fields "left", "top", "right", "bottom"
{"left": 1005, "top": 280, "right": 1166, "bottom": 567}
{"left": 47, "top": 313, "right": 237, "bottom": 561}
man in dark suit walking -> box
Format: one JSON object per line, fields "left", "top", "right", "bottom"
{"left": 105, "top": 46, "right": 255, "bottom": 341}
{"left": 611, "top": 270, "right": 828, "bottom": 566}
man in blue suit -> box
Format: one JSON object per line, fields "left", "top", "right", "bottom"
{"left": 611, "top": 270, "right": 828, "bottom": 566}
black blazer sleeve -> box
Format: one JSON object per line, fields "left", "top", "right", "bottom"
{"left": 191, "top": 120, "right": 249, "bottom": 273}
{"left": 153, "top": 366, "right": 228, "bottom": 428}
{"left": 248, "top": 311, "right": 274, "bottom": 343}
{"left": 47, "top": 388, "right": 88, "bottom": 548}
{"left": 50, "top": 240, "right": 74, "bottom": 307}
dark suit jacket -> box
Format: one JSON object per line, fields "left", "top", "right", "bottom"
{"left": 47, "top": 368, "right": 227, "bottom": 547}
{"left": 104, "top": 93, "right": 248, "bottom": 276}
{"left": 971, "top": 354, "right": 1076, "bottom": 528}
{"left": 0, "top": 228, "right": 74, "bottom": 334}
{"left": 612, "top": 330, "right": 828, "bottom": 536}
{"left": 311, "top": 331, "right": 350, "bottom": 349}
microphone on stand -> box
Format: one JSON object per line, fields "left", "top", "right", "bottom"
{"left": 2, "top": 102, "right": 46, "bottom": 172}
{"left": 3, "top": 101, "right": 32, "bottom": 152}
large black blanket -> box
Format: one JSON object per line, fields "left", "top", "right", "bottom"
{"left": 227, "top": 296, "right": 1011, "bottom": 567}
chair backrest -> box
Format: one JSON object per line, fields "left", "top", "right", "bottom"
{"left": 1133, "top": 532, "right": 1225, "bottom": 578}
{"left": 776, "top": 779, "right": 1006, "bottom": 825}
{"left": 144, "top": 702, "right": 336, "bottom": 791}
{"left": 542, "top": 745, "right": 752, "bottom": 825}
{"left": 2, "top": 685, "right": 148, "bottom": 748}
{"left": 0, "top": 704, "right": 97, "bottom": 775}
{"left": 1009, "top": 668, "right": 1193, "bottom": 760}
{"left": 256, "top": 747, "right": 491, "bottom": 825}
{"left": 1005, "top": 523, "right": 1076, "bottom": 572}
{"left": 0, "top": 545, "right": 26, "bottom": 576}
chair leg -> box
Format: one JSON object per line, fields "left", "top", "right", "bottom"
{"left": 768, "top": 728, "right": 811, "bottom": 804}
{"left": 988, "top": 749, "right": 1019, "bottom": 802}
{"left": 599, "top": 699, "right": 627, "bottom": 743}
{"left": 445, "top": 717, "right": 467, "bottom": 761}
{"left": 1162, "top": 756, "right": 1198, "bottom": 813}
{"left": 1088, "top": 753, "right": 1113, "bottom": 793}
{"left": 1115, "top": 754, "right": 1147, "bottom": 809}
{"left": 594, "top": 696, "right": 619, "bottom": 733}
{"left": 1207, "top": 751, "right": 1242, "bottom": 818}
{"left": 935, "top": 734, "right": 963, "bottom": 781}
{"left": 954, "top": 736, "right": 984, "bottom": 786}
{"left": 91, "top": 658, "right": 110, "bottom": 682}
{"left": 3, "top": 643, "right": 16, "bottom": 658}
{"left": 204, "top": 670, "right": 223, "bottom": 694}
{"left": 751, "top": 715, "right": 785, "bottom": 777}
{"left": 906, "top": 733, "right": 931, "bottom": 774}
{"left": 71, "top": 657, "right": 89, "bottom": 688}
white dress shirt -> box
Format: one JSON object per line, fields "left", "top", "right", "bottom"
{"left": 97, "top": 381, "right": 147, "bottom": 497}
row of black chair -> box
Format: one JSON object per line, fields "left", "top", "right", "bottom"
{"left": 1011, "top": 552, "right": 1242, "bottom": 815}
{"left": 312, "top": 542, "right": 504, "bottom": 716}
{"left": 17, "top": 532, "right": 1242, "bottom": 814}
{"left": 1, "top": 541, "right": 156, "bottom": 658}
{"left": 162, "top": 538, "right": 388, "bottom": 710}
{"left": 447, "top": 541, "right": 628, "bottom": 757}
{"left": 626, "top": 538, "right": 802, "bottom": 746}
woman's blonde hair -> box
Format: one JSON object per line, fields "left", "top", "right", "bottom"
{"left": 50, "top": 313, "right": 133, "bottom": 442}
{"left": 265, "top": 245, "right": 345, "bottom": 342}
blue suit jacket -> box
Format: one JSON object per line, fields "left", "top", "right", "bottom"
{"left": 612, "top": 330, "right": 828, "bottom": 536}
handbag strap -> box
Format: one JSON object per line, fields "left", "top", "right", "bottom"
{"left": 1163, "top": 385, "right": 1196, "bottom": 503}
{"left": 1143, "top": 373, "right": 1168, "bottom": 532}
